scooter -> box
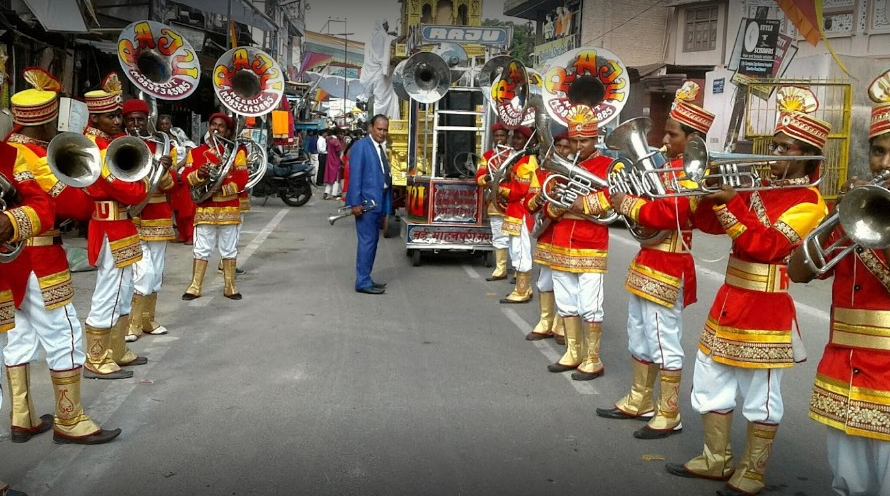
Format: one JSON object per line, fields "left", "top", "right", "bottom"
{"left": 252, "top": 146, "right": 313, "bottom": 207}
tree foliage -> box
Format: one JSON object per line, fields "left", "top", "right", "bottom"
{"left": 482, "top": 18, "right": 534, "bottom": 67}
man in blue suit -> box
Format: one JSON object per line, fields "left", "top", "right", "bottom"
{"left": 346, "top": 114, "right": 393, "bottom": 295}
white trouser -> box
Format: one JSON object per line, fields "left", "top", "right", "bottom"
{"left": 826, "top": 427, "right": 890, "bottom": 496}
{"left": 324, "top": 182, "right": 341, "bottom": 196}
{"left": 193, "top": 224, "right": 239, "bottom": 260}
{"left": 490, "top": 216, "right": 509, "bottom": 250}
{"left": 536, "top": 265, "right": 554, "bottom": 292}
{"left": 508, "top": 220, "right": 532, "bottom": 272}
{"left": 86, "top": 236, "right": 134, "bottom": 328}
{"left": 626, "top": 289, "right": 684, "bottom": 370}
{"left": 132, "top": 240, "right": 167, "bottom": 296}
{"left": 4, "top": 272, "right": 84, "bottom": 370}
{"left": 690, "top": 350, "right": 785, "bottom": 424}
{"left": 553, "top": 270, "right": 605, "bottom": 322}
{"left": 309, "top": 153, "right": 319, "bottom": 177}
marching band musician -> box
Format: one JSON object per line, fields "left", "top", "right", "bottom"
{"left": 2, "top": 68, "right": 120, "bottom": 443}
{"left": 122, "top": 99, "right": 174, "bottom": 342}
{"left": 666, "top": 86, "right": 830, "bottom": 496}
{"left": 497, "top": 125, "right": 538, "bottom": 303}
{"left": 596, "top": 81, "right": 714, "bottom": 439}
{"left": 82, "top": 73, "right": 149, "bottom": 380}
{"left": 523, "top": 132, "right": 571, "bottom": 343}
{"left": 475, "top": 122, "right": 510, "bottom": 281}
{"left": 181, "top": 112, "right": 249, "bottom": 301}
{"left": 544, "top": 110, "right": 612, "bottom": 380}
{"left": 161, "top": 115, "right": 197, "bottom": 245}
{"left": 786, "top": 70, "right": 890, "bottom": 496}
{"left": 1, "top": 135, "right": 55, "bottom": 495}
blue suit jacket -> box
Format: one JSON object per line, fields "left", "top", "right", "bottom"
{"left": 346, "top": 136, "right": 392, "bottom": 213}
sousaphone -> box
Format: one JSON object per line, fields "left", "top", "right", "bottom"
{"left": 391, "top": 51, "right": 450, "bottom": 104}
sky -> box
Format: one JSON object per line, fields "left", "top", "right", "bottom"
{"left": 305, "top": 0, "right": 524, "bottom": 43}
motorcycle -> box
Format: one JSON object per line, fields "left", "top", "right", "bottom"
{"left": 252, "top": 146, "right": 313, "bottom": 207}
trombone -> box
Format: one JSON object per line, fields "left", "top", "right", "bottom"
{"left": 329, "top": 200, "right": 376, "bottom": 225}
{"left": 800, "top": 169, "right": 890, "bottom": 276}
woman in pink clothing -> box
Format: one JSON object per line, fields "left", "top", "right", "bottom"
{"left": 323, "top": 129, "right": 344, "bottom": 199}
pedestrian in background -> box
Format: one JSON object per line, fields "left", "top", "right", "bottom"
{"left": 306, "top": 129, "right": 318, "bottom": 184}
{"left": 316, "top": 129, "right": 329, "bottom": 186}
{"left": 323, "top": 128, "right": 344, "bottom": 200}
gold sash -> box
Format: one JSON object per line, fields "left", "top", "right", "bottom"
{"left": 25, "top": 229, "right": 61, "bottom": 246}
{"left": 724, "top": 256, "right": 788, "bottom": 293}
{"left": 92, "top": 201, "right": 128, "bottom": 221}
{"left": 831, "top": 307, "right": 890, "bottom": 351}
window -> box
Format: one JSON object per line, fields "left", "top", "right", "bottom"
{"left": 684, "top": 5, "right": 719, "bottom": 52}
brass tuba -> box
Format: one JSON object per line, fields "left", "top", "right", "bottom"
{"left": 117, "top": 20, "right": 200, "bottom": 215}
{"left": 391, "top": 51, "right": 450, "bottom": 104}
{"left": 193, "top": 47, "right": 284, "bottom": 203}
{"left": 0, "top": 173, "right": 24, "bottom": 262}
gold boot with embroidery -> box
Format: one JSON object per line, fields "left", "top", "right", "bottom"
{"left": 547, "top": 315, "right": 583, "bottom": 372}
{"left": 6, "top": 364, "right": 52, "bottom": 442}
{"left": 635, "top": 368, "right": 683, "bottom": 439}
{"left": 82, "top": 324, "right": 132, "bottom": 380}
{"left": 486, "top": 248, "right": 509, "bottom": 281}
{"left": 597, "top": 359, "right": 658, "bottom": 420}
{"left": 110, "top": 316, "right": 147, "bottom": 367}
{"left": 724, "top": 422, "right": 778, "bottom": 495}
{"left": 126, "top": 294, "right": 147, "bottom": 342}
{"left": 222, "top": 258, "right": 242, "bottom": 300}
{"left": 526, "top": 291, "right": 556, "bottom": 340}
{"left": 142, "top": 293, "right": 168, "bottom": 335}
{"left": 572, "top": 321, "right": 605, "bottom": 380}
{"left": 500, "top": 270, "right": 532, "bottom": 303}
{"left": 552, "top": 314, "right": 565, "bottom": 345}
{"left": 51, "top": 366, "right": 121, "bottom": 444}
{"left": 666, "top": 411, "right": 735, "bottom": 480}
{"left": 182, "top": 258, "right": 208, "bottom": 301}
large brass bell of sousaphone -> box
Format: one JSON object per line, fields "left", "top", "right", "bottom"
{"left": 117, "top": 20, "right": 200, "bottom": 101}
{"left": 213, "top": 47, "right": 285, "bottom": 117}
{"left": 397, "top": 51, "right": 450, "bottom": 104}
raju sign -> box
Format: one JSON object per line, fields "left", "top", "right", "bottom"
{"left": 420, "top": 25, "right": 511, "bottom": 47}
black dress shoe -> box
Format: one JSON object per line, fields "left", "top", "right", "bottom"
{"left": 4, "top": 487, "right": 27, "bottom": 496}
{"left": 547, "top": 362, "right": 577, "bottom": 373}
{"left": 54, "top": 427, "right": 122, "bottom": 445}
{"left": 120, "top": 356, "right": 148, "bottom": 366}
{"left": 571, "top": 368, "right": 605, "bottom": 381}
{"left": 83, "top": 368, "right": 134, "bottom": 380}
{"left": 525, "top": 331, "right": 553, "bottom": 341}
{"left": 225, "top": 292, "right": 243, "bottom": 300}
{"left": 595, "top": 407, "right": 654, "bottom": 421}
{"left": 634, "top": 424, "right": 682, "bottom": 439}
{"left": 485, "top": 274, "right": 507, "bottom": 281}
{"left": 356, "top": 286, "right": 385, "bottom": 295}
{"left": 182, "top": 293, "right": 199, "bottom": 301}
{"left": 371, "top": 281, "right": 387, "bottom": 289}
{"left": 716, "top": 487, "right": 748, "bottom": 496}
{"left": 554, "top": 335, "right": 565, "bottom": 345}
{"left": 666, "top": 462, "right": 732, "bottom": 481}
{"left": 11, "top": 414, "right": 53, "bottom": 443}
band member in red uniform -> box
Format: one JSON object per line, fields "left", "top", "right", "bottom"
{"left": 544, "top": 109, "right": 612, "bottom": 380}
{"left": 166, "top": 118, "right": 197, "bottom": 245}
{"left": 787, "top": 69, "right": 890, "bottom": 496}
{"left": 82, "top": 73, "right": 149, "bottom": 380}
{"left": 597, "top": 81, "right": 714, "bottom": 439}
{"left": 666, "top": 86, "right": 830, "bottom": 496}
{"left": 122, "top": 99, "right": 174, "bottom": 342}
{"left": 475, "top": 122, "right": 510, "bottom": 281}
{"left": 3, "top": 67, "right": 120, "bottom": 443}
{"left": 524, "top": 132, "right": 571, "bottom": 343}
{"left": 498, "top": 125, "right": 538, "bottom": 303}
{"left": 181, "top": 113, "right": 248, "bottom": 300}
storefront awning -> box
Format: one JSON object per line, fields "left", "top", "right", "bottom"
{"left": 22, "top": 0, "right": 88, "bottom": 33}
{"left": 175, "top": 0, "right": 278, "bottom": 33}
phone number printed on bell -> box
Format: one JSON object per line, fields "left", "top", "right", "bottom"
{"left": 130, "top": 71, "right": 194, "bottom": 98}
{"left": 219, "top": 92, "right": 276, "bottom": 114}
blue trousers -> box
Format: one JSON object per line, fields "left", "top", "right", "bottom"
{"left": 354, "top": 209, "right": 383, "bottom": 290}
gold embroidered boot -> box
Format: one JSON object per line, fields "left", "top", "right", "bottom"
{"left": 222, "top": 258, "right": 242, "bottom": 300}
{"left": 552, "top": 314, "right": 565, "bottom": 345}
{"left": 526, "top": 290, "right": 556, "bottom": 340}
{"left": 724, "top": 422, "right": 778, "bottom": 495}
{"left": 486, "top": 248, "right": 508, "bottom": 281}
{"left": 142, "top": 293, "right": 168, "bottom": 335}
{"left": 500, "top": 270, "right": 532, "bottom": 303}
{"left": 635, "top": 368, "right": 683, "bottom": 439}
{"left": 51, "top": 366, "right": 121, "bottom": 444}
{"left": 6, "top": 364, "right": 52, "bottom": 442}
{"left": 182, "top": 258, "right": 208, "bottom": 301}
{"left": 597, "top": 359, "right": 657, "bottom": 420}
{"left": 82, "top": 324, "right": 132, "bottom": 380}
{"left": 666, "top": 411, "right": 735, "bottom": 480}
{"left": 547, "top": 315, "right": 583, "bottom": 372}
{"left": 110, "top": 316, "right": 147, "bottom": 367}
{"left": 572, "top": 321, "right": 605, "bottom": 380}
{"left": 126, "top": 294, "right": 147, "bottom": 342}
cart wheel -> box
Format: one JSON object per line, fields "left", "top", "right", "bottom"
{"left": 483, "top": 251, "right": 493, "bottom": 267}
{"left": 412, "top": 250, "right": 422, "bottom": 267}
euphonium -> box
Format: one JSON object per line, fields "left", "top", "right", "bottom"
{"left": 0, "top": 173, "right": 24, "bottom": 262}
{"left": 800, "top": 169, "right": 890, "bottom": 276}
{"left": 540, "top": 152, "right": 619, "bottom": 225}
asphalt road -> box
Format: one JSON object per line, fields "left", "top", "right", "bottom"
{"left": 0, "top": 191, "right": 838, "bottom": 496}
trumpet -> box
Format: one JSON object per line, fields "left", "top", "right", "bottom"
{"left": 0, "top": 173, "right": 23, "bottom": 262}
{"left": 328, "top": 200, "right": 377, "bottom": 225}
{"left": 800, "top": 170, "right": 890, "bottom": 276}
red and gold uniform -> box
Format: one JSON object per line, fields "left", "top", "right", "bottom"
{"left": 475, "top": 135, "right": 510, "bottom": 280}
{"left": 169, "top": 141, "right": 196, "bottom": 243}
{"left": 669, "top": 85, "right": 830, "bottom": 496}
{"left": 181, "top": 116, "right": 249, "bottom": 301}
{"left": 497, "top": 125, "right": 538, "bottom": 303}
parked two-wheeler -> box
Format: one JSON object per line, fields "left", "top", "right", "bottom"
{"left": 252, "top": 146, "right": 313, "bottom": 207}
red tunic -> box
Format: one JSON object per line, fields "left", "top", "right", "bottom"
{"left": 476, "top": 147, "right": 508, "bottom": 217}
{"left": 809, "top": 228, "right": 890, "bottom": 441}
{"left": 499, "top": 153, "right": 538, "bottom": 234}
{"left": 528, "top": 166, "right": 555, "bottom": 266}
{"left": 0, "top": 142, "right": 55, "bottom": 330}
{"left": 690, "top": 181, "right": 827, "bottom": 368}
{"left": 169, "top": 142, "right": 196, "bottom": 219}
{"left": 183, "top": 143, "right": 248, "bottom": 226}
{"left": 544, "top": 153, "right": 612, "bottom": 273}
{"left": 83, "top": 127, "right": 147, "bottom": 267}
